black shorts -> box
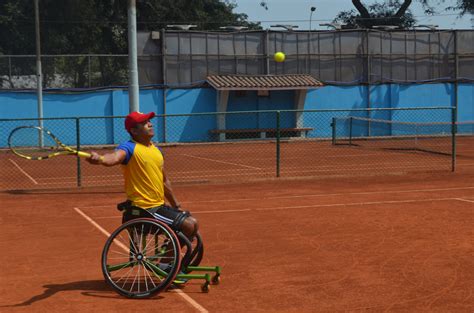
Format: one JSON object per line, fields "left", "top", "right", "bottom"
{"left": 122, "top": 204, "right": 190, "bottom": 231}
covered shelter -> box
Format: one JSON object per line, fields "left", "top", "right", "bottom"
{"left": 206, "top": 74, "right": 324, "bottom": 141}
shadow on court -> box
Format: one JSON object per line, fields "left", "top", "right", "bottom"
{"left": 0, "top": 280, "right": 160, "bottom": 307}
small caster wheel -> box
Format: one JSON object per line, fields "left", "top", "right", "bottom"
{"left": 201, "top": 284, "right": 210, "bottom": 293}
{"left": 211, "top": 275, "right": 220, "bottom": 285}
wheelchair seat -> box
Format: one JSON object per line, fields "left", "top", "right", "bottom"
{"left": 117, "top": 200, "right": 155, "bottom": 223}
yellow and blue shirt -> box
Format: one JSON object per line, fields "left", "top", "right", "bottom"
{"left": 116, "top": 140, "right": 165, "bottom": 209}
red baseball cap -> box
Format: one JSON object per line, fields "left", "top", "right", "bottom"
{"left": 125, "top": 111, "right": 156, "bottom": 132}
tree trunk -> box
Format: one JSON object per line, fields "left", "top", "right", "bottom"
{"left": 352, "top": 0, "right": 371, "bottom": 17}
{"left": 395, "top": 0, "right": 413, "bottom": 17}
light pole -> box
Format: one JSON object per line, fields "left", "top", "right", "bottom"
{"left": 128, "top": 0, "right": 139, "bottom": 112}
{"left": 34, "top": 0, "right": 43, "bottom": 146}
{"left": 309, "top": 6, "right": 316, "bottom": 31}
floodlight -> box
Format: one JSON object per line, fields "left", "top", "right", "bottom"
{"left": 414, "top": 24, "right": 438, "bottom": 31}
{"left": 166, "top": 25, "right": 197, "bottom": 31}
{"left": 219, "top": 26, "right": 248, "bottom": 31}
{"left": 270, "top": 24, "right": 299, "bottom": 31}
{"left": 372, "top": 25, "right": 399, "bottom": 30}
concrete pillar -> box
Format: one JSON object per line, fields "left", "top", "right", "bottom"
{"left": 294, "top": 89, "right": 307, "bottom": 129}
{"left": 217, "top": 90, "right": 229, "bottom": 141}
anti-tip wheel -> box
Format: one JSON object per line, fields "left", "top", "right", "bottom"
{"left": 211, "top": 275, "right": 220, "bottom": 285}
{"left": 201, "top": 284, "right": 210, "bottom": 293}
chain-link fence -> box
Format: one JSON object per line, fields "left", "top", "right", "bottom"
{"left": 0, "top": 55, "right": 129, "bottom": 89}
{"left": 0, "top": 107, "right": 465, "bottom": 190}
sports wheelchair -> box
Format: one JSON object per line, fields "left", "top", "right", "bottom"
{"left": 101, "top": 202, "right": 221, "bottom": 298}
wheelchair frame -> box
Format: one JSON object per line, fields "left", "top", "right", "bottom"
{"left": 101, "top": 207, "right": 221, "bottom": 298}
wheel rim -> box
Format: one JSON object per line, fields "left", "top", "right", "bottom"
{"left": 102, "top": 219, "right": 181, "bottom": 297}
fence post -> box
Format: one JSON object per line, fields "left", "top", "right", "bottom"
{"left": 276, "top": 110, "right": 280, "bottom": 178}
{"left": 331, "top": 117, "right": 336, "bottom": 145}
{"left": 88, "top": 55, "right": 91, "bottom": 87}
{"left": 349, "top": 117, "right": 353, "bottom": 146}
{"left": 76, "top": 118, "right": 82, "bottom": 187}
{"left": 451, "top": 107, "right": 457, "bottom": 172}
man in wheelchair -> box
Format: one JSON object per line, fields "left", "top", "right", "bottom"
{"left": 86, "top": 111, "right": 198, "bottom": 242}
{"left": 87, "top": 112, "right": 219, "bottom": 297}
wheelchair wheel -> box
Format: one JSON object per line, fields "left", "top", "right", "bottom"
{"left": 189, "top": 232, "right": 204, "bottom": 267}
{"left": 102, "top": 218, "right": 181, "bottom": 298}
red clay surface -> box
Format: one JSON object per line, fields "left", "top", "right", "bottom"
{"left": 2, "top": 169, "right": 474, "bottom": 312}
{"left": 3, "top": 135, "right": 472, "bottom": 190}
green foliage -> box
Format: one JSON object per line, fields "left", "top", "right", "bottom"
{"left": 0, "top": 0, "right": 259, "bottom": 88}
{"left": 334, "top": 1, "right": 416, "bottom": 29}
{"left": 137, "top": 0, "right": 261, "bottom": 31}
{"left": 446, "top": 0, "right": 474, "bottom": 15}
{"left": 341, "top": 0, "right": 474, "bottom": 29}
{"left": 419, "top": 0, "right": 474, "bottom": 15}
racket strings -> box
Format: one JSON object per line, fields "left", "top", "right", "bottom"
{"left": 10, "top": 127, "right": 61, "bottom": 159}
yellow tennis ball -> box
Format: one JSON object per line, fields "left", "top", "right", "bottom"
{"left": 274, "top": 52, "right": 285, "bottom": 62}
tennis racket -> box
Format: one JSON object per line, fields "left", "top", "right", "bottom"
{"left": 8, "top": 126, "right": 92, "bottom": 160}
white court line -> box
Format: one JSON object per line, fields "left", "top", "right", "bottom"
{"left": 85, "top": 208, "right": 252, "bottom": 220}
{"left": 77, "top": 197, "right": 467, "bottom": 219}
{"left": 454, "top": 198, "right": 474, "bottom": 203}
{"left": 74, "top": 207, "right": 117, "bottom": 238}
{"left": 254, "top": 197, "right": 457, "bottom": 211}
{"left": 40, "top": 174, "right": 122, "bottom": 180}
{"left": 92, "top": 208, "right": 252, "bottom": 217}
{"left": 76, "top": 185, "right": 474, "bottom": 210}
{"left": 73, "top": 207, "right": 208, "bottom": 313}
{"left": 194, "top": 208, "right": 252, "bottom": 214}
{"left": 181, "top": 154, "right": 262, "bottom": 170}
{"left": 182, "top": 186, "right": 474, "bottom": 204}
{"left": 9, "top": 159, "right": 38, "bottom": 185}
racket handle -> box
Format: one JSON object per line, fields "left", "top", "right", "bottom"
{"left": 77, "top": 151, "right": 92, "bottom": 158}
{"left": 77, "top": 151, "right": 105, "bottom": 162}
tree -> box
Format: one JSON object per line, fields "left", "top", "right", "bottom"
{"left": 335, "top": 0, "right": 416, "bottom": 29}
{"left": 258, "top": 0, "right": 474, "bottom": 27}
{"left": 336, "top": 0, "right": 474, "bottom": 29}
{"left": 0, "top": 0, "right": 260, "bottom": 88}
{"left": 419, "top": 0, "right": 474, "bottom": 15}
{"left": 137, "top": 0, "right": 261, "bottom": 31}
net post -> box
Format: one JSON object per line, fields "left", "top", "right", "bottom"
{"left": 349, "top": 117, "right": 353, "bottom": 145}
{"left": 415, "top": 123, "right": 419, "bottom": 148}
{"left": 76, "top": 118, "right": 82, "bottom": 187}
{"left": 276, "top": 110, "right": 280, "bottom": 178}
{"left": 331, "top": 117, "right": 336, "bottom": 145}
{"left": 451, "top": 107, "right": 457, "bottom": 172}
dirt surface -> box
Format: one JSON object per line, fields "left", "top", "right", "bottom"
{"left": 2, "top": 170, "right": 474, "bottom": 312}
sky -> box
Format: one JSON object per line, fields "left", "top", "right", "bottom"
{"left": 233, "top": 0, "right": 474, "bottom": 30}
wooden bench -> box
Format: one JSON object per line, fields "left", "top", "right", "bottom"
{"left": 210, "top": 127, "right": 313, "bottom": 141}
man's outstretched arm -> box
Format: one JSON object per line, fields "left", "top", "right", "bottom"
{"left": 87, "top": 150, "right": 126, "bottom": 167}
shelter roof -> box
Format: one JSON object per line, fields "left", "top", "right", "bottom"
{"left": 206, "top": 74, "right": 323, "bottom": 91}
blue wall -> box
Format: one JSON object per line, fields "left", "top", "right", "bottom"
{"left": 1, "top": 83, "right": 473, "bottom": 146}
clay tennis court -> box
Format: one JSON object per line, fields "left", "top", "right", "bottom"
{"left": 2, "top": 162, "right": 474, "bottom": 312}
{"left": 3, "top": 132, "right": 473, "bottom": 190}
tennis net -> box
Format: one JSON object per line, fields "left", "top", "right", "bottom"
{"left": 331, "top": 116, "right": 463, "bottom": 157}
